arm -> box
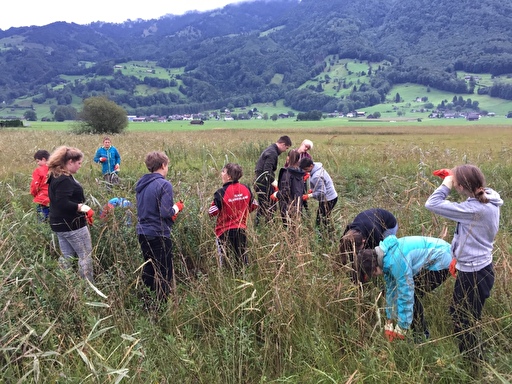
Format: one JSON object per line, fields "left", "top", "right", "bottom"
{"left": 390, "top": 261, "right": 415, "bottom": 330}
{"left": 30, "top": 169, "right": 40, "bottom": 197}
{"left": 208, "top": 190, "right": 223, "bottom": 217}
{"left": 425, "top": 184, "right": 476, "bottom": 224}
{"left": 93, "top": 148, "right": 102, "bottom": 164}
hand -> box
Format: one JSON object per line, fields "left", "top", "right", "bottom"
{"left": 172, "top": 200, "right": 184, "bottom": 214}
{"left": 79, "top": 204, "right": 91, "bottom": 213}
{"left": 303, "top": 173, "right": 310, "bottom": 182}
{"left": 172, "top": 214, "right": 178, "bottom": 222}
{"left": 270, "top": 192, "right": 279, "bottom": 202}
{"left": 114, "top": 164, "right": 120, "bottom": 171}
{"left": 85, "top": 209, "right": 94, "bottom": 225}
{"left": 302, "top": 193, "right": 312, "bottom": 201}
{"left": 99, "top": 157, "right": 107, "bottom": 163}
{"left": 449, "top": 258, "right": 457, "bottom": 278}
{"left": 433, "top": 168, "right": 452, "bottom": 179}
{"left": 271, "top": 180, "right": 279, "bottom": 192}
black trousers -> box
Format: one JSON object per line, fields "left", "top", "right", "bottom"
{"left": 450, "top": 264, "right": 494, "bottom": 357}
{"left": 217, "top": 228, "right": 248, "bottom": 268}
{"left": 254, "top": 177, "right": 276, "bottom": 225}
{"left": 138, "top": 234, "right": 173, "bottom": 300}
{"left": 412, "top": 268, "right": 451, "bottom": 334}
{"left": 316, "top": 197, "right": 338, "bottom": 227}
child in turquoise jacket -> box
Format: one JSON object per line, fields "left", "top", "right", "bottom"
{"left": 355, "top": 235, "right": 452, "bottom": 341}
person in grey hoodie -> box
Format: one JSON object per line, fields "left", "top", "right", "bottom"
{"left": 299, "top": 157, "right": 338, "bottom": 228}
{"left": 135, "top": 151, "right": 184, "bottom": 301}
{"left": 425, "top": 164, "right": 503, "bottom": 365}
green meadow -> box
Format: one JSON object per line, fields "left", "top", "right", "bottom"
{"left": 0, "top": 123, "right": 511, "bottom": 383}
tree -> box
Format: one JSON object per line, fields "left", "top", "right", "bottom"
{"left": 77, "top": 96, "right": 127, "bottom": 134}
{"left": 24, "top": 110, "right": 37, "bottom": 121}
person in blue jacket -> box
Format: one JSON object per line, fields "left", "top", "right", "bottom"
{"left": 94, "top": 137, "right": 121, "bottom": 185}
{"left": 135, "top": 151, "right": 184, "bottom": 301}
{"left": 355, "top": 235, "right": 452, "bottom": 341}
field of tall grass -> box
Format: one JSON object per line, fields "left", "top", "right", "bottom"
{"left": 0, "top": 124, "right": 511, "bottom": 383}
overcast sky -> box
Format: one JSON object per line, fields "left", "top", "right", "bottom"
{"left": 0, "top": 0, "right": 256, "bottom": 30}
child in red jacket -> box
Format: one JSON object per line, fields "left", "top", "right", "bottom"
{"left": 30, "top": 150, "right": 50, "bottom": 221}
{"left": 209, "top": 163, "right": 258, "bottom": 269}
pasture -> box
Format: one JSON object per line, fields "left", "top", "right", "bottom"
{"left": 0, "top": 123, "right": 511, "bottom": 383}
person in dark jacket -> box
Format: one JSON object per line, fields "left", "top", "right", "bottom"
{"left": 271, "top": 150, "right": 305, "bottom": 227}
{"left": 209, "top": 163, "right": 258, "bottom": 268}
{"left": 135, "top": 151, "right": 184, "bottom": 300}
{"left": 339, "top": 208, "right": 398, "bottom": 268}
{"left": 254, "top": 135, "right": 292, "bottom": 225}
{"left": 47, "top": 146, "right": 94, "bottom": 281}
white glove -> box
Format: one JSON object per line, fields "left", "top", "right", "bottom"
{"left": 442, "top": 175, "right": 454, "bottom": 189}
{"left": 394, "top": 324, "right": 407, "bottom": 337}
{"left": 79, "top": 204, "right": 91, "bottom": 212}
{"left": 172, "top": 204, "right": 181, "bottom": 214}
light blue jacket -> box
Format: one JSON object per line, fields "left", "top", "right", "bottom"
{"left": 94, "top": 146, "right": 121, "bottom": 175}
{"left": 378, "top": 235, "right": 452, "bottom": 329}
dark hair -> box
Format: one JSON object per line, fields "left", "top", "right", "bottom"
{"left": 286, "top": 149, "right": 300, "bottom": 168}
{"left": 277, "top": 135, "right": 292, "bottom": 147}
{"left": 453, "top": 164, "right": 488, "bottom": 203}
{"left": 299, "top": 157, "right": 314, "bottom": 170}
{"left": 339, "top": 230, "right": 365, "bottom": 265}
{"left": 223, "top": 163, "right": 243, "bottom": 182}
{"left": 34, "top": 149, "right": 50, "bottom": 161}
{"left": 145, "top": 151, "right": 168, "bottom": 173}
{"left": 353, "top": 249, "right": 378, "bottom": 284}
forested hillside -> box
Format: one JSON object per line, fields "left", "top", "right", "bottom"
{"left": 1, "top": 0, "right": 512, "bottom": 117}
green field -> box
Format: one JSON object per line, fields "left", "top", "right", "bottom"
{"left": 1, "top": 124, "right": 511, "bottom": 382}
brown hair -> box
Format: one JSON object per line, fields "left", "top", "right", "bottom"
{"left": 223, "top": 163, "right": 243, "bottom": 182}
{"left": 453, "top": 164, "right": 488, "bottom": 203}
{"left": 145, "top": 151, "right": 169, "bottom": 173}
{"left": 339, "top": 230, "right": 365, "bottom": 265}
{"left": 353, "top": 249, "right": 378, "bottom": 284}
{"left": 47, "top": 146, "right": 83, "bottom": 177}
{"left": 277, "top": 135, "right": 292, "bottom": 147}
{"left": 286, "top": 149, "right": 300, "bottom": 168}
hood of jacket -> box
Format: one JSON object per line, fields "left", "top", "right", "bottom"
{"left": 135, "top": 173, "right": 164, "bottom": 193}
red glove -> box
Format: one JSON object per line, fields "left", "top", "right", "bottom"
{"left": 384, "top": 323, "right": 406, "bottom": 342}
{"left": 172, "top": 200, "right": 184, "bottom": 214}
{"left": 302, "top": 194, "right": 312, "bottom": 201}
{"left": 271, "top": 180, "right": 279, "bottom": 192}
{"left": 114, "top": 164, "right": 120, "bottom": 171}
{"left": 86, "top": 209, "right": 94, "bottom": 225}
{"left": 449, "top": 258, "right": 457, "bottom": 278}
{"left": 270, "top": 192, "right": 279, "bottom": 202}
{"left": 99, "top": 157, "right": 107, "bottom": 163}
{"left": 303, "top": 173, "right": 310, "bottom": 182}
{"left": 433, "top": 168, "right": 453, "bottom": 179}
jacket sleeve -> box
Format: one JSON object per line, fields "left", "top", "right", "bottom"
{"left": 208, "top": 190, "right": 223, "bottom": 217}
{"left": 114, "top": 148, "right": 121, "bottom": 165}
{"left": 30, "top": 169, "right": 39, "bottom": 197}
{"left": 93, "top": 148, "right": 102, "bottom": 163}
{"left": 425, "top": 185, "right": 476, "bottom": 224}
{"left": 310, "top": 172, "right": 326, "bottom": 201}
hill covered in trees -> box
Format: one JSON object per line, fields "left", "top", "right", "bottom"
{"left": 1, "top": 0, "right": 512, "bottom": 117}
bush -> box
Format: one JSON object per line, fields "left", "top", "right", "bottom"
{"left": 75, "top": 96, "right": 128, "bottom": 134}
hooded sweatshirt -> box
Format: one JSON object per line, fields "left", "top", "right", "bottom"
{"left": 309, "top": 162, "right": 338, "bottom": 202}
{"left": 344, "top": 208, "right": 398, "bottom": 249}
{"left": 135, "top": 173, "right": 177, "bottom": 237}
{"left": 377, "top": 235, "right": 452, "bottom": 329}
{"left": 425, "top": 185, "right": 503, "bottom": 272}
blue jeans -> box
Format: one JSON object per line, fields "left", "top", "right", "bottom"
{"left": 55, "top": 226, "right": 93, "bottom": 281}
{"left": 36, "top": 204, "right": 50, "bottom": 222}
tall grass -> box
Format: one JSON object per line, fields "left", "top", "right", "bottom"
{"left": 0, "top": 125, "right": 511, "bottom": 382}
